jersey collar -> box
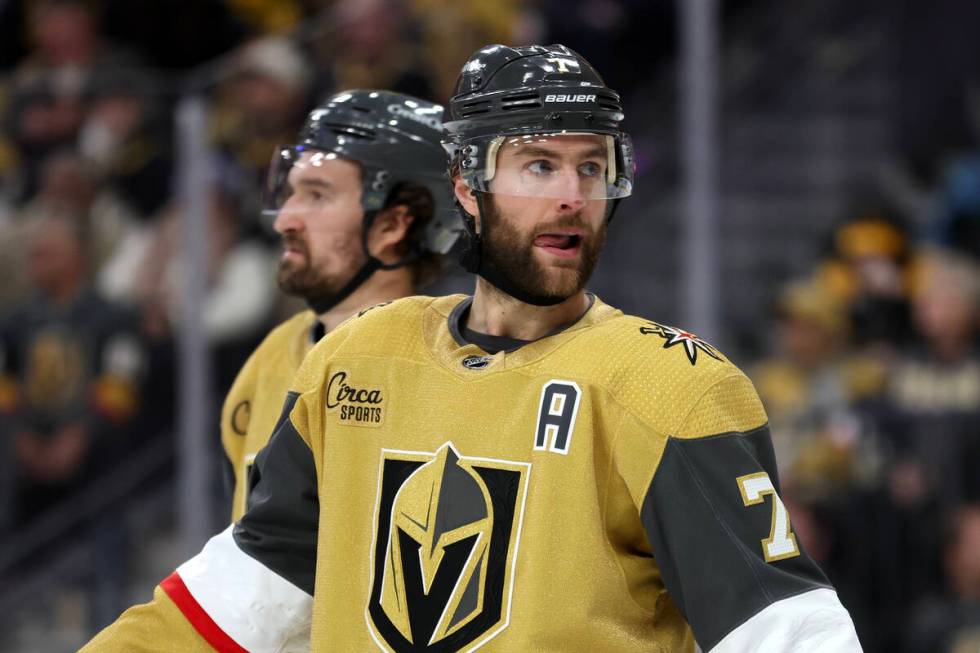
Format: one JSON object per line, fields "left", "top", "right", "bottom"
{"left": 423, "top": 293, "right": 618, "bottom": 378}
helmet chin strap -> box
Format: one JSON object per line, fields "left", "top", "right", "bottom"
{"left": 305, "top": 257, "right": 380, "bottom": 315}
{"left": 461, "top": 192, "right": 570, "bottom": 307}
{"left": 305, "top": 210, "right": 383, "bottom": 315}
{"left": 305, "top": 206, "right": 424, "bottom": 315}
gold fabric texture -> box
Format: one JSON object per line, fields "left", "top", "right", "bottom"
{"left": 221, "top": 309, "right": 318, "bottom": 520}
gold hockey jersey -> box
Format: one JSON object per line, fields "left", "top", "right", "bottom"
{"left": 83, "top": 294, "right": 862, "bottom": 653}
{"left": 221, "top": 309, "right": 318, "bottom": 520}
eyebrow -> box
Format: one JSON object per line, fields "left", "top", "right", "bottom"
{"left": 511, "top": 144, "right": 607, "bottom": 161}
{"left": 291, "top": 177, "right": 333, "bottom": 192}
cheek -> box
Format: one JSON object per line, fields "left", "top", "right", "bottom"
{"left": 310, "top": 215, "right": 363, "bottom": 261}
{"left": 584, "top": 200, "right": 608, "bottom": 226}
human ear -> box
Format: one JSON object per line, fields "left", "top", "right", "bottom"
{"left": 366, "top": 205, "right": 415, "bottom": 265}
{"left": 453, "top": 176, "right": 479, "bottom": 222}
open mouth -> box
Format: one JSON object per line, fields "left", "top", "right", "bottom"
{"left": 533, "top": 232, "right": 583, "bottom": 258}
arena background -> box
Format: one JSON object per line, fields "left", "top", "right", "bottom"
{"left": 1, "top": 0, "right": 979, "bottom": 651}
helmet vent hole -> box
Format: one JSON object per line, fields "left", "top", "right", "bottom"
{"left": 459, "top": 100, "right": 492, "bottom": 117}
{"left": 596, "top": 92, "right": 622, "bottom": 112}
{"left": 328, "top": 125, "right": 375, "bottom": 140}
{"left": 501, "top": 92, "right": 541, "bottom": 110}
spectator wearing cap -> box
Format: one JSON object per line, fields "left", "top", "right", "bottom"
{"left": 210, "top": 37, "right": 312, "bottom": 224}
{"left": 816, "top": 209, "right": 918, "bottom": 354}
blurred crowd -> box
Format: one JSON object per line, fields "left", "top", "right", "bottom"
{"left": 0, "top": 0, "right": 548, "bottom": 526}
{"left": 751, "top": 197, "right": 980, "bottom": 650}
{"left": 0, "top": 0, "right": 978, "bottom": 651}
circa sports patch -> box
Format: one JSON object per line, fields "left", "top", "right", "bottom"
{"left": 325, "top": 370, "right": 386, "bottom": 427}
{"left": 639, "top": 322, "right": 723, "bottom": 365}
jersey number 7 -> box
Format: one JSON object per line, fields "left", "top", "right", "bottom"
{"left": 736, "top": 472, "right": 801, "bottom": 562}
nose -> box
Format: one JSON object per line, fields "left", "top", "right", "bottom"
{"left": 273, "top": 198, "right": 304, "bottom": 235}
{"left": 554, "top": 172, "right": 587, "bottom": 213}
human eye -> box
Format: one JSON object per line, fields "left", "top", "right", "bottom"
{"left": 299, "top": 186, "right": 329, "bottom": 204}
{"left": 526, "top": 160, "right": 556, "bottom": 176}
{"left": 578, "top": 161, "right": 603, "bottom": 178}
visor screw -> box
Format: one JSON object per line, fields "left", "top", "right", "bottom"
{"left": 463, "top": 156, "right": 477, "bottom": 169}
{"left": 463, "top": 145, "right": 478, "bottom": 156}
{"left": 376, "top": 170, "right": 390, "bottom": 181}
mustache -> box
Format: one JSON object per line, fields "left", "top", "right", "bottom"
{"left": 532, "top": 213, "right": 592, "bottom": 236}
{"left": 281, "top": 233, "right": 309, "bottom": 256}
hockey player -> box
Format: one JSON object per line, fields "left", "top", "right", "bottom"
{"left": 222, "top": 89, "right": 460, "bottom": 519}
{"left": 83, "top": 45, "right": 862, "bottom": 652}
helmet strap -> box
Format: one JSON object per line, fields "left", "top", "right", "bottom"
{"left": 458, "top": 200, "right": 483, "bottom": 274}
{"left": 606, "top": 197, "right": 623, "bottom": 222}
{"left": 305, "top": 209, "right": 384, "bottom": 315}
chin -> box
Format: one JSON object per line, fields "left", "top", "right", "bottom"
{"left": 534, "top": 280, "right": 583, "bottom": 301}
{"left": 542, "top": 266, "right": 583, "bottom": 288}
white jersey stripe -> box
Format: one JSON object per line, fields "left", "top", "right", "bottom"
{"left": 708, "top": 588, "right": 862, "bottom": 652}
{"left": 176, "top": 526, "right": 313, "bottom": 653}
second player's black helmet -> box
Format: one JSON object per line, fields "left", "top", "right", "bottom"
{"left": 443, "top": 44, "right": 634, "bottom": 201}
{"left": 265, "top": 89, "right": 463, "bottom": 260}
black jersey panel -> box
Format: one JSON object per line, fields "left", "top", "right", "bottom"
{"left": 234, "top": 391, "right": 318, "bottom": 595}
{"left": 640, "top": 425, "right": 831, "bottom": 650}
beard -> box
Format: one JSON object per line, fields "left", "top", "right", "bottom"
{"left": 276, "top": 232, "right": 365, "bottom": 304}
{"left": 480, "top": 198, "right": 606, "bottom": 305}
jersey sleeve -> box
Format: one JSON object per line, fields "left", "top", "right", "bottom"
{"left": 80, "top": 338, "right": 335, "bottom": 652}
{"left": 630, "top": 372, "right": 863, "bottom": 652}
{"left": 80, "top": 584, "right": 215, "bottom": 653}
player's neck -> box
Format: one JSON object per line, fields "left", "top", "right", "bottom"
{"left": 317, "top": 268, "right": 415, "bottom": 332}
{"left": 467, "top": 278, "right": 590, "bottom": 341}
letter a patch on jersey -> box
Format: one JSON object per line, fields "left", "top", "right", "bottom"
{"left": 366, "top": 443, "right": 531, "bottom": 652}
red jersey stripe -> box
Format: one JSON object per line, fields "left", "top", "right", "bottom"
{"left": 160, "top": 572, "right": 249, "bottom": 653}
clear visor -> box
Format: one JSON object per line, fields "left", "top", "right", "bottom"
{"left": 262, "top": 146, "right": 350, "bottom": 220}
{"left": 458, "top": 132, "right": 633, "bottom": 200}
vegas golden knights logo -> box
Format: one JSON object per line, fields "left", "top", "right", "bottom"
{"left": 367, "top": 443, "right": 530, "bottom": 652}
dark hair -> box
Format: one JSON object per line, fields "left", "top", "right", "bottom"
{"left": 383, "top": 182, "right": 443, "bottom": 287}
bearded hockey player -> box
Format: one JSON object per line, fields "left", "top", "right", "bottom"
{"left": 222, "top": 89, "right": 460, "bottom": 519}
{"left": 83, "top": 45, "right": 862, "bottom": 652}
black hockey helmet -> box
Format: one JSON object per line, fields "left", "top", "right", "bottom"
{"left": 443, "top": 44, "right": 634, "bottom": 202}
{"left": 441, "top": 45, "right": 633, "bottom": 302}
{"left": 265, "top": 89, "right": 462, "bottom": 260}
{"left": 264, "top": 90, "right": 463, "bottom": 312}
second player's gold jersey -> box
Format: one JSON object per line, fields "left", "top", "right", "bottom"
{"left": 221, "top": 309, "right": 318, "bottom": 520}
